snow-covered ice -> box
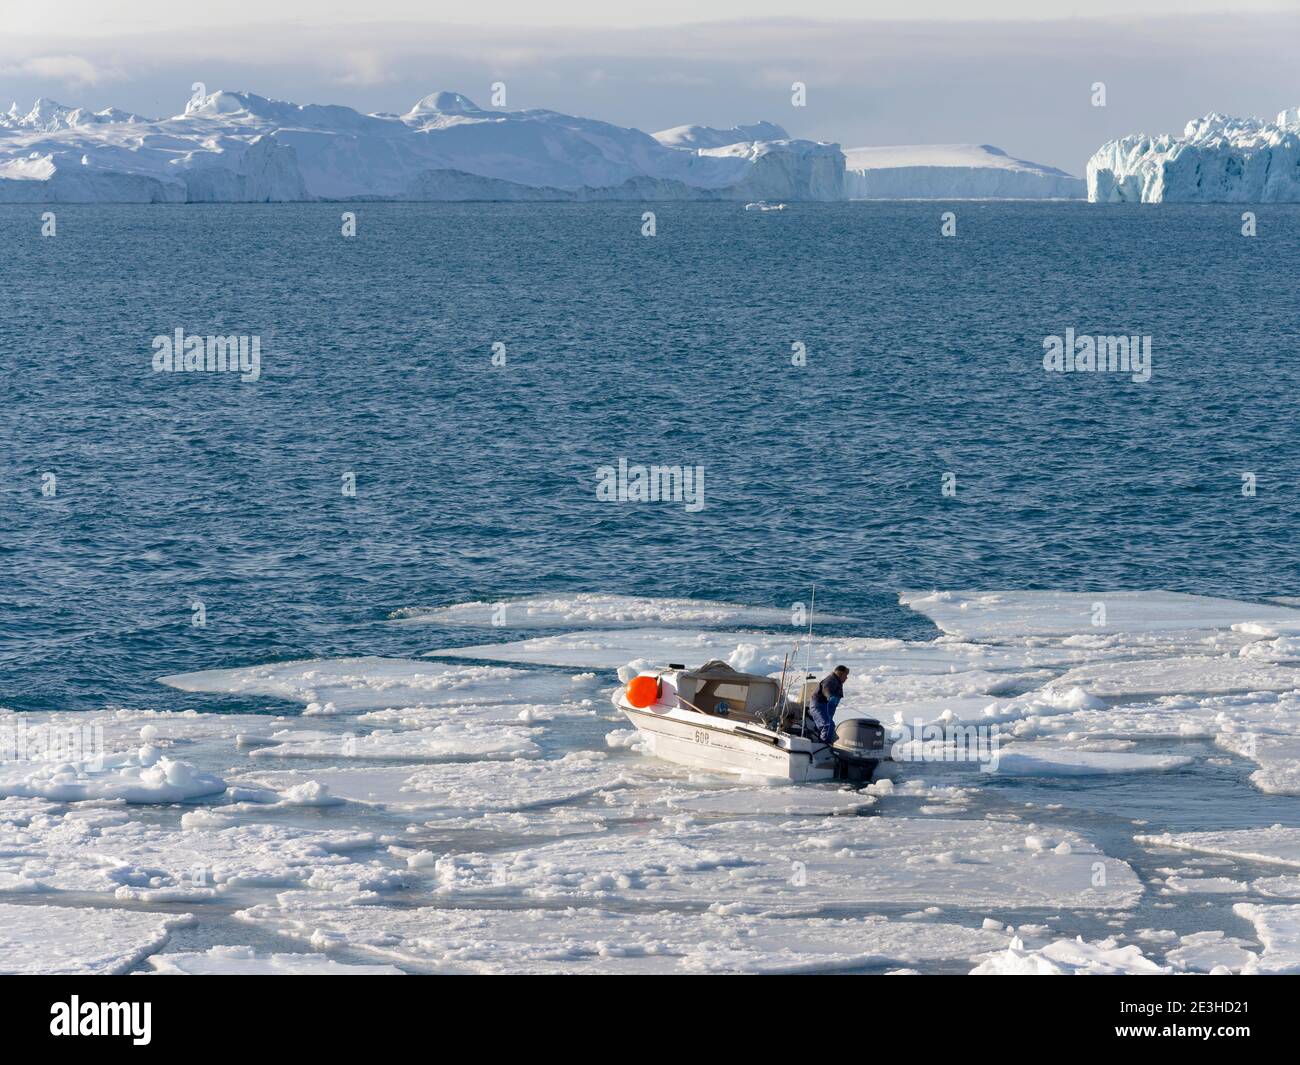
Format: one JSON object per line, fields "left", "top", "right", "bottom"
{"left": 990, "top": 746, "right": 1193, "bottom": 777}
{"left": 0, "top": 747, "right": 226, "bottom": 803}
{"left": 0, "top": 903, "right": 192, "bottom": 975}
{"left": 1232, "top": 904, "right": 1300, "bottom": 973}
{"left": 393, "top": 593, "right": 853, "bottom": 629}
{"left": 241, "top": 753, "right": 636, "bottom": 818}
{"left": 9, "top": 586, "right": 1300, "bottom": 973}
{"left": 901, "top": 589, "right": 1300, "bottom": 639}
{"left": 423, "top": 816, "right": 1142, "bottom": 912}
{"left": 245, "top": 723, "right": 540, "bottom": 763}
{"left": 235, "top": 894, "right": 1011, "bottom": 974}
{"left": 970, "top": 935, "right": 1170, "bottom": 974}
{"left": 160, "top": 657, "right": 599, "bottom": 714}
{"left": 145, "top": 945, "right": 402, "bottom": 975}
{"left": 1136, "top": 825, "right": 1300, "bottom": 869}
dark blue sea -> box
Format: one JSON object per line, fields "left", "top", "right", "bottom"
{"left": 3, "top": 201, "right": 1299, "bottom": 714}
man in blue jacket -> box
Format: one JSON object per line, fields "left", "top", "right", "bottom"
{"left": 808, "top": 665, "right": 849, "bottom": 743}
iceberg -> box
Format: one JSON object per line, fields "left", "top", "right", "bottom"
{"left": 0, "top": 88, "right": 844, "bottom": 203}
{"left": 1088, "top": 107, "right": 1300, "bottom": 202}
{"left": 843, "top": 144, "right": 1083, "bottom": 199}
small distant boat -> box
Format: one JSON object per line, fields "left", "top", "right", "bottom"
{"left": 744, "top": 200, "right": 787, "bottom": 211}
{"left": 613, "top": 660, "right": 886, "bottom": 783}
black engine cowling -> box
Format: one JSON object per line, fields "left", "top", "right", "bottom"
{"left": 832, "top": 717, "right": 887, "bottom": 782}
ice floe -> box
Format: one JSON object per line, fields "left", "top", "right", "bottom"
{"left": 234, "top": 894, "right": 1011, "bottom": 974}
{"left": 1233, "top": 904, "right": 1300, "bottom": 974}
{"left": 0, "top": 903, "right": 192, "bottom": 974}
{"left": 241, "top": 753, "right": 637, "bottom": 818}
{"left": 425, "top": 628, "right": 1082, "bottom": 676}
{"left": 421, "top": 816, "right": 1141, "bottom": 912}
{"left": 1051, "top": 656, "right": 1300, "bottom": 698}
{"left": 145, "top": 945, "right": 403, "bottom": 975}
{"left": 970, "top": 934, "right": 1170, "bottom": 974}
{"left": 990, "top": 746, "right": 1193, "bottom": 778}
{"left": 1165, "top": 930, "right": 1259, "bottom": 973}
{"left": 901, "top": 590, "right": 1300, "bottom": 640}
{"left": 0, "top": 747, "right": 226, "bottom": 803}
{"left": 161, "top": 658, "right": 599, "bottom": 714}
{"left": 0, "top": 805, "right": 396, "bottom": 899}
{"left": 392, "top": 594, "right": 853, "bottom": 629}
{"left": 245, "top": 723, "right": 539, "bottom": 763}
{"left": 1136, "top": 825, "right": 1300, "bottom": 869}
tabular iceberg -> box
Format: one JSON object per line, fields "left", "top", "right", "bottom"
{"left": 843, "top": 144, "right": 1084, "bottom": 199}
{"left": 0, "top": 90, "right": 844, "bottom": 204}
{"left": 1088, "top": 107, "right": 1300, "bottom": 203}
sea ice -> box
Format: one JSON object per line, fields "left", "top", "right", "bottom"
{"left": 234, "top": 894, "right": 1011, "bottom": 974}
{"left": 990, "top": 746, "right": 1193, "bottom": 777}
{"left": 392, "top": 594, "right": 853, "bottom": 629}
{"left": 145, "top": 945, "right": 402, "bottom": 975}
{"left": 426, "top": 628, "right": 1085, "bottom": 676}
{"left": 419, "top": 816, "right": 1141, "bottom": 911}
{"left": 1136, "top": 825, "right": 1300, "bottom": 869}
{"left": 241, "top": 753, "right": 636, "bottom": 818}
{"left": 900, "top": 590, "right": 1300, "bottom": 639}
{"left": 0, "top": 903, "right": 192, "bottom": 975}
{"left": 1165, "top": 930, "right": 1259, "bottom": 973}
{"left": 1050, "top": 656, "right": 1300, "bottom": 698}
{"left": 970, "top": 935, "right": 1170, "bottom": 974}
{"left": 161, "top": 657, "right": 599, "bottom": 714}
{"left": 1233, "top": 904, "right": 1300, "bottom": 974}
{"left": 0, "top": 747, "right": 226, "bottom": 803}
{"left": 246, "top": 723, "right": 539, "bottom": 763}
{"left": 0, "top": 806, "right": 396, "bottom": 899}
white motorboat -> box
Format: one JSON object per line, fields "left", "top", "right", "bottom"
{"left": 743, "top": 200, "right": 787, "bottom": 211}
{"left": 613, "top": 659, "right": 886, "bottom": 783}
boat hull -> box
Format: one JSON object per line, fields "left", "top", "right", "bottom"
{"left": 619, "top": 701, "right": 836, "bottom": 782}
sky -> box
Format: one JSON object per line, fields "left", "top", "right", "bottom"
{"left": 3, "top": 3, "right": 1298, "bottom": 173}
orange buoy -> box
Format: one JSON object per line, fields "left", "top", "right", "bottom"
{"left": 625, "top": 674, "right": 660, "bottom": 708}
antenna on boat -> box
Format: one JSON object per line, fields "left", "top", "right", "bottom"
{"left": 799, "top": 583, "right": 815, "bottom": 737}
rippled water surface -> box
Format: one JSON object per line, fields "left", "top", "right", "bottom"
{"left": 3, "top": 202, "right": 1299, "bottom": 711}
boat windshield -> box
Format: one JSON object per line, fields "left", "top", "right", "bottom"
{"left": 676, "top": 661, "right": 780, "bottom": 722}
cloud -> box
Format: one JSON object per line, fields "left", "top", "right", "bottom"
{"left": 334, "top": 51, "right": 393, "bottom": 87}
{"left": 0, "top": 54, "right": 121, "bottom": 88}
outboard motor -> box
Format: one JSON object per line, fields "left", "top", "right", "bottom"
{"left": 832, "top": 718, "right": 887, "bottom": 782}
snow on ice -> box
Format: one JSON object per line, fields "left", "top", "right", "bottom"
{"left": 234, "top": 894, "right": 1012, "bottom": 974}
{"left": 0, "top": 903, "right": 192, "bottom": 975}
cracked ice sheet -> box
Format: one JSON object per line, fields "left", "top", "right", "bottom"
{"left": 989, "top": 745, "right": 1193, "bottom": 778}
{"left": 425, "top": 628, "right": 1087, "bottom": 676}
{"left": 901, "top": 589, "right": 1300, "bottom": 640}
{"left": 356, "top": 700, "right": 595, "bottom": 729}
{"left": 145, "top": 945, "right": 402, "bottom": 975}
{"left": 0, "top": 747, "right": 227, "bottom": 803}
{"left": 391, "top": 593, "right": 855, "bottom": 629}
{"left": 970, "top": 935, "right": 1170, "bottom": 974}
{"left": 234, "top": 895, "right": 1010, "bottom": 974}
{"left": 1136, "top": 825, "right": 1300, "bottom": 869}
{"left": 0, "top": 805, "right": 398, "bottom": 899}
{"left": 246, "top": 723, "right": 539, "bottom": 763}
{"left": 0, "top": 903, "right": 193, "bottom": 975}
{"left": 424, "top": 816, "right": 1141, "bottom": 912}
{"left": 1166, "top": 931, "right": 1259, "bottom": 973}
{"left": 1051, "top": 655, "right": 1300, "bottom": 698}
{"left": 1218, "top": 732, "right": 1300, "bottom": 796}
{"left": 160, "top": 657, "right": 601, "bottom": 715}
{"left": 0, "top": 708, "right": 285, "bottom": 757}
{"left": 238, "top": 753, "right": 639, "bottom": 818}
{"left": 1232, "top": 904, "right": 1300, "bottom": 974}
